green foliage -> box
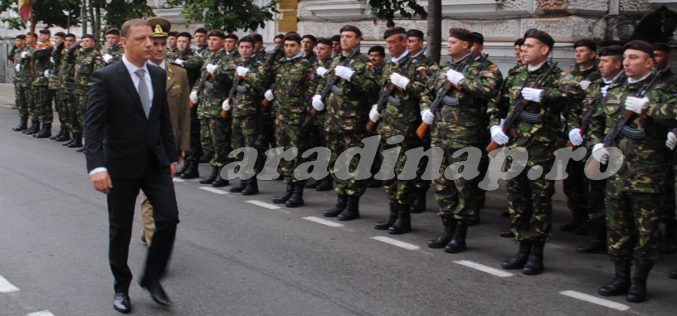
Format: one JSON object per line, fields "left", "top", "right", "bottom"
{"left": 367, "top": 0, "right": 427, "bottom": 27}
{"left": 102, "top": 0, "right": 155, "bottom": 29}
{"left": 0, "top": 0, "right": 81, "bottom": 30}
{"left": 166, "top": 0, "right": 278, "bottom": 33}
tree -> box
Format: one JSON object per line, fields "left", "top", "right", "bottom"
{"left": 166, "top": 0, "right": 278, "bottom": 33}
{"left": 0, "top": 0, "right": 81, "bottom": 33}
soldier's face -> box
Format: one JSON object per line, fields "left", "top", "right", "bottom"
{"left": 653, "top": 50, "right": 669, "bottom": 70}
{"left": 385, "top": 34, "right": 407, "bottom": 57}
{"left": 177, "top": 36, "right": 190, "bottom": 51}
{"left": 598, "top": 56, "right": 622, "bottom": 79}
{"left": 151, "top": 38, "right": 167, "bottom": 64}
{"left": 316, "top": 43, "right": 332, "bottom": 61}
{"left": 225, "top": 38, "right": 237, "bottom": 52}
{"left": 105, "top": 34, "right": 120, "bottom": 47}
{"left": 81, "top": 38, "right": 95, "bottom": 49}
{"left": 64, "top": 36, "right": 75, "bottom": 48}
{"left": 120, "top": 25, "right": 153, "bottom": 61}
{"left": 302, "top": 38, "right": 315, "bottom": 53}
{"left": 194, "top": 32, "right": 207, "bottom": 45}
{"left": 167, "top": 36, "right": 177, "bottom": 48}
{"left": 340, "top": 32, "right": 360, "bottom": 52}
{"left": 447, "top": 37, "right": 469, "bottom": 58}
{"left": 514, "top": 44, "right": 521, "bottom": 61}
{"left": 14, "top": 39, "right": 25, "bottom": 48}
{"left": 368, "top": 51, "right": 384, "bottom": 65}
{"left": 332, "top": 41, "right": 341, "bottom": 53}
{"left": 471, "top": 42, "right": 483, "bottom": 57}
{"left": 284, "top": 40, "right": 301, "bottom": 57}
{"left": 208, "top": 36, "right": 224, "bottom": 52}
{"left": 38, "top": 33, "right": 49, "bottom": 42}
{"left": 623, "top": 49, "right": 654, "bottom": 80}
{"left": 575, "top": 46, "right": 596, "bottom": 66}
{"left": 55, "top": 36, "right": 64, "bottom": 45}
{"left": 407, "top": 37, "right": 423, "bottom": 54}
{"left": 522, "top": 38, "right": 550, "bottom": 65}
{"left": 274, "top": 37, "right": 283, "bottom": 46}
{"left": 26, "top": 35, "right": 36, "bottom": 44}
{"left": 239, "top": 42, "right": 254, "bottom": 59}
{"left": 255, "top": 41, "right": 263, "bottom": 52}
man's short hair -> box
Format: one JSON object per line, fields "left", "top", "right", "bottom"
{"left": 274, "top": 33, "right": 285, "bottom": 40}
{"left": 239, "top": 35, "right": 256, "bottom": 45}
{"left": 383, "top": 27, "right": 406, "bottom": 40}
{"left": 339, "top": 25, "right": 362, "bottom": 38}
{"left": 194, "top": 27, "right": 208, "bottom": 35}
{"left": 331, "top": 35, "right": 340, "bottom": 43}
{"left": 168, "top": 31, "right": 178, "bottom": 37}
{"left": 54, "top": 32, "right": 66, "bottom": 38}
{"left": 406, "top": 29, "right": 424, "bottom": 40}
{"left": 514, "top": 37, "right": 525, "bottom": 46}
{"left": 16, "top": 34, "right": 26, "bottom": 40}
{"left": 39, "top": 29, "right": 51, "bottom": 35}
{"left": 225, "top": 33, "right": 238, "bottom": 41}
{"left": 448, "top": 28, "right": 473, "bottom": 42}
{"left": 120, "top": 19, "right": 150, "bottom": 37}
{"left": 573, "top": 39, "right": 597, "bottom": 52}
{"left": 208, "top": 30, "right": 226, "bottom": 39}
{"left": 598, "top": 45, "right": 624, "bottom": 61}
{"left": 368, "top": 45, "right": 385, "bottom": 57}
{"left": 653, "top": 42, "right": 670, "bottom": 54}
{"left": 82, "top": 34, "right": 95, "bottom": 40}
{"left": 317, "top": 37, "right": 332, "bottom": 47}
{"left": 27, "top": 32, "right": 37, "bottom": 38}
{"left": 523, "top": 28, "right": 555, "bottom": 50}
{"left": 284, "top": 32, "right": 302, "bottom": 44}
{"left": 471, "top": 32, "right": 484, "bottom": 45}
{"left": 105, "top": 28, "right": 120, "bottom": 36}
{"left": 624, "top": 40, "right": 654, "bottom": 57}
{"left": 177, "top": 32, "right": 192, "bottom": 40}
{"left": 65, "top": 33, "right": 76, "bottom": 39}
{"left": 302, "top": 34, "right": 317, "bottom": 44}
{"left": 251, "top": 33, "right": 263, "bottom": 43}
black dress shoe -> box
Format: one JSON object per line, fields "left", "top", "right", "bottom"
{"left": 113, "top": 292, "right": 131, "bottom": 313}
{"left": 139, "top": 279, "right": 172, "bottom": 307}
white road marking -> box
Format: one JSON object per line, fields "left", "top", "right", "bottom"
{"left": 198, "top": 187, "right": 228, "bottom": 195}
{"left": 172, "top": 178, "right": 185, "bottom": 183}
{"left": 370, "top": 236, "right": 420, "bottom": 251}
{"left": 559, "top": 290, "right": 630, "bottom": 311}
{"left": 246, "top": 200, "right": 281, "bottom": 210}
{"left": 0, "top": 274, "right": 19, "bottom": 293}
{"left": 302, "top": 216, "right": 344, "bottom": 228}
{"left": 453, "top": 260, "right": 515, "bottom": 278}
{"left": 27, "top": 311, "right": 55, "bottom": 316}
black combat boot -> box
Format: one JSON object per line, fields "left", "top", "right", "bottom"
{"left": 337, "top": 196, "right": 360, "bottom": 221}
{"left": 410, "top": 189, "right": 426, "bottom": 214}
{"left": 374, "top": 203, "right": 398, "bottom": 230}
{"left": 199, "top": 166, "right": 219, "bottom": 184}
{"left": 598, "top": 259, "right": 631, "bottom": 296}
{"left": 285, "top": 182, "right": 305, "bottom": 208}
{"left": 315, "top": 176, "right": 333, "bottom": 191}
{"left": 23, "top": 121, "right": 40, "bottom": 134}
{"left": 211, "top": 167, "right": 229, "bottom": 187}
{"left": 323, "top": 194, "right": 347, "bottom": 217}
{"left": 626, "top": 262, "right": 653, "bottom": 303}
{"left": 176, "top": 161, "right": 191, "bottom": 177}
{"left": 55, "top": 128, "right": 71, "bottom": 142}
{"left": 230, "top": 179, "right": 247, "bottom": 192}
{"left": 669, "top": 268, "right": 677, "bottom": 279}
{"left": 67, "top": 133, "right": 83, "bottom": 148}
{"left": 522, "top": 240, "right": 545, "bottom": 275}
{"left": 272, "top": 183, "right": 294, "bottom": 204}
{"left": 63, "top": 131, "right": 76, "bottom": 146}
{"left": 242, "top": 177, "right": 259, "bottom": 195}
{"left": 444, "top": 221, "right": 468, "bottom": 254}
{"left": 12, "top": 117, "right": 28, "bottom": 132}
{"left": 34, "top": 123, "right": 51, "bottom": 138}
{"left": 501, "top": 240, "right": 531, "bottom": 270}
{"left": 180, "top": 160, "right": 200, "bottom": 179}
{"left": 428, "top": 217, "right": 456, "bottom": 248}
{"left": 388, "top": 205, "right": 411, "bottom": 234}
{"left": 50, "top": 125, "right": 64, "bottom": 140}
{"left": 576, "top": 223, "right": 606, "bottom": 254}
{"left": 199, "top": 151, "right": 213, "bottom": 163}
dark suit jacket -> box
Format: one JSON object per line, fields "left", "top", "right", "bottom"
{"left": 85, "top": 61, "right": 179, "bottom": 179}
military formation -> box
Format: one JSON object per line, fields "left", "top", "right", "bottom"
{"left": 7, "top": 23, "right": 677, "bottom": 304}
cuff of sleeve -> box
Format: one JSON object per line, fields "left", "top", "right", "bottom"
{"left": 89, "top": 167, "right": 107, "bottom": 176}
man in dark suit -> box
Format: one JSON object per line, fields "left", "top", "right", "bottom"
{"left": 85, "top": 18, "right": 179, "bottom": 313}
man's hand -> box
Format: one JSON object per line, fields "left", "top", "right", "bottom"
{"left": 171, "top": 163, "right": 177, "bottom": 178}
{"left": 91, "top": 171, "right": 113, "bottom": 194}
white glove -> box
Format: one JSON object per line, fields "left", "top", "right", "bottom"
{"left": 221, "top": 99, "right": 231, "bottom": 112}
{"left": 446, "top": 69, "right": 465, "bottom": 85}
{"left": 666, "top": 132, "right": 677, "bottom": 150}
{"left": 311, "top": 94, "right": 324, "bottom": 111}
{"left": 15, "top": 64, "right": 21, "bottom": 72}
{"left": 568, "top": 128, "right": 584, "bottom": 146}
{"left": 44, "top": 69, "right": 50, "bottom": 78}
{"left": 20, "top": 51, "right": 29, "bottom": 58}
{"left": 316, "top": 66, "right": 328, "bottom": 77}
{"left": 236, "top": 66, "right": 249, "bottom": 77}
{"left": 600, "top": 85, "right": 609, "bottom": 97}
{"left": 389, "top": 73, "right": 410, "bottom": 90}
{"left": 624, "top": 96, "right": 649, "bottom": 114}
{"left": 264, "top": 89, "right": 274, "bottom": 101}
{"left": 206, "top": 63, "right": 217, "bottom": 74}
{"left": 189, "top": 90, "right": 199, "bottom": 104}
{"left": 49, "top": 56, "right": 55, "bottom": 64}
{"left": 521, "top": 87, "right": 543, "bottom": 103}
{"left": 173, "top": 58, "right": 185, "bottom": 66}
{"left": 369, "top": 104, "right": 381, "bottom": 123}
{"left": 102, "top": 54, "right": 113, "bottom": 63}
{"left": 591, "top": 143, "right": 608, "bottom": 164}
{"left": 579, "top": 80, "right": 591, "bottom": 90}
{"left": 421, "top": 109, "right": 435, "bottom": 125}
{"left": 334, "top": 66, "right": 354, "bottom": 81}
{"left": 490, "top": 125, "right": 509, "bottom": 145}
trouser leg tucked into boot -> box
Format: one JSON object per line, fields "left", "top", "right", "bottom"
{"left": 273, "top": 183, "right": 294, "bottom": 204}
{"left": 324, "top": 194, "right": 347, "bottom": 217}
{"left": 388, "top": 204, "right": 411, "bottom": 235}
{"left": 200, "top": 166, "right": 219, "bottom": 184}
{"left": 428, "top": 216, "right": 455, "bottom": 248}
{"left": 626, "top": 262, "right": 653, "bottom": 303}
{"left": 501, "top": 240, "right": 531, "bottom": 270}
{"left": 444, "top": 221, "right": 468, "bottom": 254}
{"left": 598, "top": 258, "right": 631, "bottom": 296}
{"left": 522, "top": 240, "right": 545, "bottom": 275}
{"left": 337, "top": 195, "right": 360, "bottom": 221}
{"left": 285, "top": 182, "right": 305, "bottom": 208}
{"left": 374, "top": 203, "right": 398, "bottom": 230}
{"left": 242, "top": 177, "right": 259, "bottom": 195}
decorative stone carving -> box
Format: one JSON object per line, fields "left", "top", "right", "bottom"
{"left": 521, "top": 16, "right": 605, "bottom": 41}
{"left": 569, "top": 0, "right": 608, "bottom": 12}
{"left": 537, "top": 0, "right": 569, "bottom": 13}
{"left": 502, "top": 0, "right": 530, "bottom": 11}
{"left": 620, "top": 0, "right": 653, "bottom": 12}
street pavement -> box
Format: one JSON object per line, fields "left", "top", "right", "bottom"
{"left": 0, "top": 92, "right": 676, "bottom": 315}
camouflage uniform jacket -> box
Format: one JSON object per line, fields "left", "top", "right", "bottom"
{"left": 304, "top": 51, "right": 317, "bottom": 64}
{"left": 48, "top": 44, "right": 66, "bottom": 89}
{"left": 103, "top": 43, "right": 123, "bottom": 65}
{"left": 578, "top": 72, "right": 626, "bottom": 146}
{"left": 421, "top": 54, "right": 501, "bottom": 145}
{"left": 14, "top": 45, "right": 34, "bottom": 87}
{"left": 595, "top": 75, "right": 677, "bottom": 193}
{"left": 173, "top": 48, "right": 203, "bottom": 88}
{"left": 31, "top": 42, "right": 53, "bottom": 86}
{"left": 315, "top": 50, "right": 379, "bottom": 134}
{"left": 253, "top": 49, "right": 268, "bottom": 63}
{"left": 196, "top": 44, "right": 209, "bottom": 58}
{"left": 488, "top": 61, "right": 585, "bottom": 153}
{"left": 195, "top": 48, "right": 230, "bottom": 118}
{"left": 655, "top": 68, "right": 675, "bottom": 93}
{"left": 226, "top": 57, "right": 263, "bottom": 118}
{"left": 74, "top": 47, "right": 104, "bottom": 93}
{"left": 61, "top": 45, "right": 77, "bottom": 90}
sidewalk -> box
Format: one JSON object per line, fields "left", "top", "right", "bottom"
{"left": 0, "top": 83, "right": 15, "bottom": 108}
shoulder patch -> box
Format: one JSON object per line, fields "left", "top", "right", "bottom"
{"left": 429, "top": 64, "right": 439, "bottom": 73}
{"left": 229, "top": 63, "right": 236, "bottom": 69}
{"left": 560, "top": 71, "right": 574, "bottom": 82}
{"left": 417, "top": 65, "right": 428, "bottom": 77}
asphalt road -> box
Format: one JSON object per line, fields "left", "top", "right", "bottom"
{"left": 0, "top": 105, "right": 676, "bottom": 316}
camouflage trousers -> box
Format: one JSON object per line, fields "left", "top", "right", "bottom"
{"left": 72, "top": 91, "right": 88, "bottom": 134}
{"left": 56, "top": 88, "right": 75, "bottom": 131}
{"left": 15, "top": 85, "right": 31, "bottom": 120}
{"left": 433, "top": 143, "right": 480, "bottom": 222}
{"left": 383, "top": 137, "right": 424, "bottom": 208}
{"left": 185, "top": 106, "right": 202, "bottom": 161}
{"left": 203, "top": 117, "right": 231, "bottom": 168}
{"left": 508, "top": 169, "right": 555, "bottom": 241}
{"left": 261, "top": 110, "right": 276, "bottom": 149}
{"left": 661, "top": 151, "right": 676, "bottom": 221}
{"left": 606, "top": 179, "right": 662, "bottom": 264}
{"left": 563, "top": 159, "right": 589, "bottom": 221}
{"left": 326, "top": 130, "right": 368, "bottom": 197}
{"left": 200, "top": 117, "right": 214, "bottom": 157}
{"left": 31, "top": 85, "right": 53, "bottom": 124}
{"left": 413, "top": 134, "right": 432, "bottom": 197}
{"left": 232, "top": 114, "right": 265, "bottom": 174}
{"left": 274, "top": 113, "right": 306, "bottom": 184}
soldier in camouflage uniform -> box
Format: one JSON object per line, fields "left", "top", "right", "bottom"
{"left": 592, "top": 40, "right": 677, "bottom": 303}
{"left": 251, "top": 33, "right": 269, "bottom": 63}
{"left": 60, "top": 34, "right": 78, "bottom": 146}
{"left": 570, "top": 45, "right": 626, "bottom": 254}
{"left": 367, "top": 46, "right": 385, "bottom": 81}
{"left": 245, "top": 32, "right": 317, "bottom": 207}
{"left": 166, "top": 31, "right": 178, "bottom": 60}
{"left": 10, "top": 35, "right": 32, "bottom": 132}
{"left": 366, "top": 27, "right": 429, "bottom": 234}
{"left": 47, "top": 32, "right": 68, "bottom": 141}
{"left": 20, "top": 33, "right": 39, "bottom": 135}
{"left": 490, "top": 29, "right": 584, "bottom": 275}
{"left": 312, "top": 25, "right": 379, "bottom": 220}
{"left": 301, "top": 34, "right": 317, "bottom": 64}
{"left": 251, "top": 33, "right": 277, "bottom": 153}
{"left": 190, "top": 30, "right": 231, "bottom": 187}
{"left": 102, "top": 28, "right": 123, "bottom": 66}
{"left": 421, "top": 28, "right": 500, "bottom": 251}
{"left": 30, "top": 29, "right": 54, "bottom": 138}
{"left": 173, "top": 31, "right": 205, "bottom": 179}
{"left": 561, "top": 39, "right": 601, "bottom": 233}
{"left": 194, "top": 27, "right": 209, "bottom": 58}
{"left": 70, "top": 34, "right": 104, "bottom": 149}
{"left": 224, "top": 33, "right": 239, "bottom": 59}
